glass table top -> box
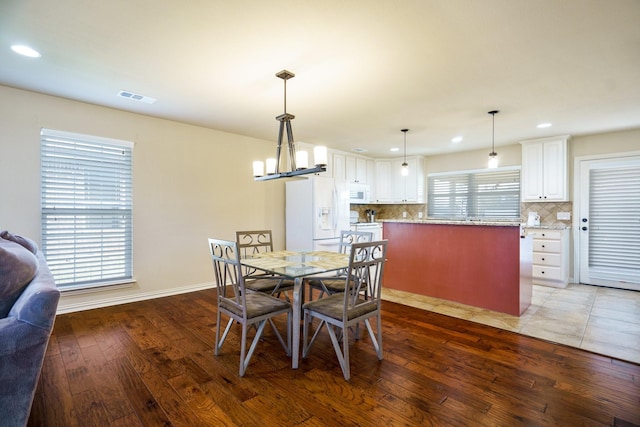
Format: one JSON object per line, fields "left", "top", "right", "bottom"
{"left": 241, "top": 250, "right": 349, "bottom": 278}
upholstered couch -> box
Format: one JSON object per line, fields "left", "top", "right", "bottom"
{"left": 0, "top": 231, "right": 60, "bottom": 427}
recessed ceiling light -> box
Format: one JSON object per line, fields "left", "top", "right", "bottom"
{"left": 451, "top": 136, "right": 463, "bottom": 143}
{"left": 10, "top": 44, "right": 41, "bottom": 58}
{"left": 537, "top": 123, "right": 552, "bottom": 128}
{"left": 390, "top": 147, "right": 399, "bottom": 152}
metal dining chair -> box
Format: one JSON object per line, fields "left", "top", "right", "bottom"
{"left": 302, "top": 240, "right": 387, "bottom": 381}
{"left": 306, "top": 230, "right": 373, "bottom": 299}
{"left": 236, "top": 230, "right": 294, "bottom": 299}
{"left": 208, "top": 238, "right": 291, "bottom": 377}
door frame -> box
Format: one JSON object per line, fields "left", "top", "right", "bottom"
{"left": 572, "top": 150, "right": 640, "bottom": 285}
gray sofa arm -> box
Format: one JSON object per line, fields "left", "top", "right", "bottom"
{"left": 8, "top": 252, "right": 60, "bottom": 330}
{"left": 0, "top": 250, "right": 60, "bottom": 427}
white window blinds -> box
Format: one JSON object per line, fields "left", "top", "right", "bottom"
{"left": 40, "top": 129, "right": 133, "bottom": 289}
{"left": 428, "top": 167, "right": 521, "bottom": 220}
{"left": 588, "top": 162, "right": 640, "bottom": 282}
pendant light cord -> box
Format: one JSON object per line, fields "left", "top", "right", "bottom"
{"left": 488, "top": 110, "right": 499, "bottom": 155}
{"left": 401, "top": 128, "right": 409, "bottom": 164}
{"left": 283, "top": 78, "right": 287, "bottom": 114}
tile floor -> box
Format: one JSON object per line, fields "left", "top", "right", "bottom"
{"left": 382, "top": 283, "right": 640, "bottom": 364}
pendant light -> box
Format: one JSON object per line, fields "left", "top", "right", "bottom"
{"left": 401, "top": 129, "right": 409, "bottom": 176}
{"left": 253, "top": 70, "right": 327, "bottom": 181}
{"left": 488, "top": 110, "right": 499, "bottom": 169}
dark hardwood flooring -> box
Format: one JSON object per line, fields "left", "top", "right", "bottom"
{"left": 28, "top": 289, "right": 640, "bottom": 426}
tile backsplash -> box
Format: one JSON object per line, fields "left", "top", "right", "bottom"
{"left": 521, "top": 201, "right": 573, "bottom": 227}
{"left": 350, "top": 204, "right": 426, "bottom": 221}
{"left": 351, "top": 201, "right": 573, "bottom": 226}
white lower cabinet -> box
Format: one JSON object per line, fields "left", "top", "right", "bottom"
{"left": 527, "top": 228, "right": 569, "bottom": 288}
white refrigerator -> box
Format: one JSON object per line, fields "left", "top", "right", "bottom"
{"left": 285, "top": 175, "right": 350, "bottom": 252}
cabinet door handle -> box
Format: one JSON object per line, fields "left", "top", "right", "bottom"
{"left": 542, "top": 258, "right": 545, "bottom": 261}
{"left": 541, "top": 271, "right": 545, "bottom": 274}
{"left": 541, "top": 245, "right": 545, "bottom": 248}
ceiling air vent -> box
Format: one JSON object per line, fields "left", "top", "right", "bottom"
{"left": 117, "top": 90, "right": 156, "bottom": 104}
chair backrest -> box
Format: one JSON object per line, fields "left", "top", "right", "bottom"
{"left": 236, "top": 230, "right": 274, "bottom": 255}
{"left": 208, "top": 238, "right": 246, "bottom": 316}
{"left": 338, "top": 230, "right": 373, "bottom": 254}
{"left": 236, "top": 230, "right": 274, "bottom": 277}
{"left": 343, "top": 240, "right": 388, "bottom": 313}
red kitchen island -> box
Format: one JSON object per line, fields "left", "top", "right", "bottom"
{"left": 382, "top": 220, "right": 532, "bottom": 316}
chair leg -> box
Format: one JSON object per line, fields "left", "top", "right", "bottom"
{"left": 215, "top": 310, "right": 222, "bottom": 355}
{"left": 239, "top": 322, "right": 248, "bottom": 376}
{"left": 240, "top": 319, "right": 269, "bottom": 377}
{"left": 326, "top": 323, "right": 350, "bottom": 381}
{"left": 302, "top": 313, "right": 326, "bottom": 358}
{"left": 267, "top": 317, "right": 290, "bottom": 356}
{"left": 364, "top": 315, "right": 383, "bottom": 360}
{"left": 215, "top": 315, "right": 234, "bottom": 355}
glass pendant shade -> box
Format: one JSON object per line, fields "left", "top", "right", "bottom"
{"left": 295, "top": 150, "right": 308, "bottom": 169}
{"left": 314, "top": 145, "right": 327, "bottom": 166}
{"left": 253, "top": 161, "right": 264, "bottom": 177}
{"left": 266, "top": 158, "right": 277, "bottom": 174}
{"left": 488, "top": 152, "right": 498, "bottom": 168}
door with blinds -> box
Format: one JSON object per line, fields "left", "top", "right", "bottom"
{"left": 578, "top": 154, "right": 640, "bottom": 290}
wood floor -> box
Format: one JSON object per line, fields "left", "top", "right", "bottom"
{"left": 28, "top": 289, "right": 640, "bottom": 426}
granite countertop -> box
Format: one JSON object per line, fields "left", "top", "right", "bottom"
{"left": 521, "top": 223, "right": 568, "bottom": 230}
{"left": 381, "top": 219, "right": 522, "bottom": 227}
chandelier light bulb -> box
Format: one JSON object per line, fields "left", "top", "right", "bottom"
{"left": 253, "top": 161, "right": 265, "bottom": 177}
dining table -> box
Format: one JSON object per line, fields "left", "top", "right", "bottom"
{"left": 240, "top": 249, "right": 350, "bottom": 369}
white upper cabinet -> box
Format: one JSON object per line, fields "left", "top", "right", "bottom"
{"left": 345, "top": 155, "right": 369, "bottom": 184}
{"left": 520, "top": 135, "right": 570, "bottom": 202}
{"left": 374, "top": 160, "right": 393, "bottom": 203}
{"left": 375, "top": 156, "right": 425, "bottom": 203}
{"left": 332, "top": 152, "right": 346, "bottom": 183}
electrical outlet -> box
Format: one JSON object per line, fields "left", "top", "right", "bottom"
{"left": 403, "top": 211, "right": 407, "bottom": 218}
{"left": 418, "top": 212, "right": 423, "bottom": 218}
{"left": 557, "top": 212, "right": 571, "bottom": 220}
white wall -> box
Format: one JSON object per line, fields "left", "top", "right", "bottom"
{"left": 0, "top": 85, "right": 286, "bottom": 312}
{"left": 424, "top": 144, "right": 522, "bottom": 175}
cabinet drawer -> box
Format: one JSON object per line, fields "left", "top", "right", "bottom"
{"left": 533, "top": 253, "right": 561, "bottom": 267}
{"left": 535, "top": 230, "right": 564, "bottom": 240}
{"left": 533, "top": 265, "right": 563, "bottom": 281}
{"left": 533, "top": 240, "right": 561, "bottom": 253}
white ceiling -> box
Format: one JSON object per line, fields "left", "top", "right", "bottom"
{"left": 1, "top": 0, "right": 639, "bottom": 158}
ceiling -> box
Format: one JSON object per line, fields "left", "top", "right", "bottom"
{"left": 1, "top": 0, "right": 639, "bottom": 158}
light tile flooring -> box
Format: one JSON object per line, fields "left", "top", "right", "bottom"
{"left": 382, "top": 283, "right": 640, "bottom": 365}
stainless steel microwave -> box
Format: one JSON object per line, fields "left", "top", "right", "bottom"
{"left": 349, "top": 183, "right": 370, "bottom": 204}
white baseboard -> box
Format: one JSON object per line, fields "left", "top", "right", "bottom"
{"left": 56, "top": 282, "right": 216, "bottom": 314}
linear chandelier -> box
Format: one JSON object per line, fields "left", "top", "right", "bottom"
{"left": 253, "top": 70, "right": 327, "bottom": 181}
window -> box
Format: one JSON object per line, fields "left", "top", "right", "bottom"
{"left": 41, "top": 129, "right": 133, "bottom": 290}
{"left": 428, "top": 167, "right": 520, "bottom": 220}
